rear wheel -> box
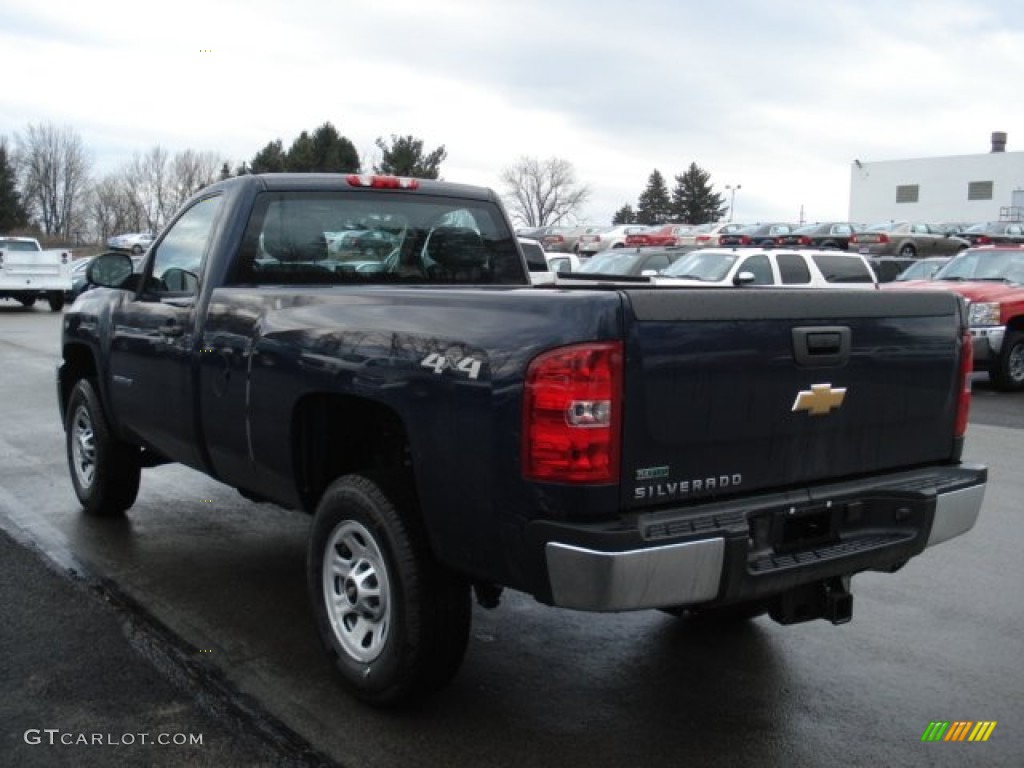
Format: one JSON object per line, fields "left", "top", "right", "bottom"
{"left": 65, "top": 379, "right": 141, "bottom": 516}
{"left": 48, "top": 292, "right": 65, "bottom": 312}
{"left": 307, "top": 474, "right": 471, "bottom": 706}
{"left": 991, "top": 331, "right": 1024, "bottom": 391}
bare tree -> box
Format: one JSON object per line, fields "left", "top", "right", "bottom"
{"left": 499, "top": 156, "right": 590, "bottom": 228}
{"left": 168, "top": 149, "right": 223, "bottom": 211}
{"left": 124, "top": 146, "right": 170, "bottom": 233}
{"left": 16, "top": 122, "right": 92, "bottom": 238}
{"left": 86, "top": 174, "right": 140, "bottom": 242}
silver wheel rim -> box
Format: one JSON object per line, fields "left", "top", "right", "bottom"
{"left": 70, "top": 404, "right": 96, "bottom": 490}
{"left": 322, "top": 520, "right": 391, "bottom": 663}
{"left": 1009, "top": 343, "right": 1024, "bottom": 383}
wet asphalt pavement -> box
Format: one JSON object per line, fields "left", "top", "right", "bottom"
{"left": 1, "top": 305, "right": 1022, "bottom": 768}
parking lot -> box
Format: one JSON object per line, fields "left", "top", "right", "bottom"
{"left": 1, "top": 305, "right": 1022, "bottom": 767}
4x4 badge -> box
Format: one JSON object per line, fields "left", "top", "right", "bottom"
{"left": 792, "top": 383, "right": 847, "bottom": 416}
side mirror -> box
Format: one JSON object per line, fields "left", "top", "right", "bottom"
{"left": 86, "top": 252, "right": 135, "bottom": 289}
{"left": 734, "top": 271, "right": 756, "bottom": 285}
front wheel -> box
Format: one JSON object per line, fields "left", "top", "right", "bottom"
{"left": 65, "top": 379, "right": 141, "bottom": 516}
{"left": 307, "top": 474, "right": 471, "bottom": 706}
{"left": 18, "top": 295, "right": 36, "bottom": 308}
{"left": 991, "top": 331, "right": 1024, "bottom": 391}
{"left": 898, "top": 244, "right": 917, "bottom": 258}
{"left": 48, "top": 292, "right": 65, "bottom": 312}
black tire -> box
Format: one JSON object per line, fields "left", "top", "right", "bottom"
{"left": 898, "top": 244, "right": 916, "bottom": 258}
{"left": 307, "top": 474, "right": 471, "bottom": 706}
{"left": 132, "top": 244, "right": 143, "bottom": 255}
{"left": 48, "top": 292, "right": 65, "bottom": 312}
{"left": 18, "top": 295, "right": 36, "bottom": 308}
{"left": 991, "top": 331, "right": 1024, "bottom": 392}
{"left": 65, "top": 379, "right": 141, "bottom": 516}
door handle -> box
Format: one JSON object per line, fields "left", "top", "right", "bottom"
{"left": 792, "top": 326, "right": 850, "bottom": 367}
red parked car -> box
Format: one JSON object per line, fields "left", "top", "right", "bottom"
{"left": 624, "top": 224, "right": 694, "bottom": 247}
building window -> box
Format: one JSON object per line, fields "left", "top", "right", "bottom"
{"left": 895, "top": 184, "right": 919, "bottom": 203}
{"left": 968, "top": 181, "right": 993, "bottom": 201}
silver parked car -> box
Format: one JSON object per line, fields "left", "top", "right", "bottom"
{"left": 849, "top": 221, "right": 968, "bottom": 258}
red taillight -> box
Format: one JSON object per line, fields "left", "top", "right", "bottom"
{"left": 976, "top": 235, "right": 992, "bottom": 244}
{"left": 696, "top": 235, "right": 710, "bottom": 243}
{"left": 850, "top": 234, "right": 859, "bottom": 244}
{"left": 878, "top": 233, "right": 889, "bottom": 243}
{"left": 954, "top": 331, "right": 973, "bottom": 438}
{"left": 799, "top": 236, "right": 811, "bottom": 245}
{"left": 740, "top": 235, "right": 751, "bottom": 245}
{"left": 346, "top": 174, "right": 420, "bottom": 190}
{"left": 522, "top": 342, "right": 622, "bottom": 484}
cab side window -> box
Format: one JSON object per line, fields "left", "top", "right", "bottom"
{"left": 147, "top": 196, "right": 223, "bottom": 296}
{"left": 737, "top": 254, "right": 773, "bottom": 284}
{"left": 777, "top": 253, "right": 811, "bottom": 284}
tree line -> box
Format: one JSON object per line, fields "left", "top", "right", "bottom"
{"left": 0, "top": 121, "right": 449, "bottom": 245}
{"left": 612, "top": 165, "right": 728, "bottom": 226}
{"left": 0, "top": 119, "right": 728, "bottom": 243}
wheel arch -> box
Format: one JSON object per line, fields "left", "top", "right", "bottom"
{"left": 291, "top": 392, "right": 415, "bottom": 516}
{"left": 1006, "top": 313, "right": 1024, "bottom": 334}
{"left": 58, "top": 343, "right": 99, "bottom": 425}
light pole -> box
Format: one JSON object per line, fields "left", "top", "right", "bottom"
{"left": 726, "top": 184, "right": 742, "bottom": 222}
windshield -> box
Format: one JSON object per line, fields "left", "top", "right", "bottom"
{"left": 865, "top": 221, "right": 901, "bottom": 232}
{"left": 579, "top": 251, "right": 643, "bottom": 274}
{"left": 896, "top": 259, "right": 947, "bottom": 281}
{"left": 660, "top": 250, "right": 739, "bottom": 281}
{"left": 934, "top": 249, "right": 1024, "bottom": 282}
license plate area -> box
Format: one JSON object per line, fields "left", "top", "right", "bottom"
{"left": 778, "top": 506, "right": 837, "bottom": 553}
{"left": 748, "top": 503, "right": 841, "bottom": 556}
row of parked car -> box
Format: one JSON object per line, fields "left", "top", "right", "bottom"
{"left": 519, "top": 219, "right": 1024, "bottom": 260}
{"left": 522, "top": 233, "right": 1024, "bottom": 391}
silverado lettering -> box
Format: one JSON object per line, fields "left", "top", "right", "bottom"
{"left": 634, "top": 474, "right": 744, "bottom": 500}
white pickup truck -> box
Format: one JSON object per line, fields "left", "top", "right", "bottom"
{"left": 0, "top": 236, "right": 73, "bottom": 311}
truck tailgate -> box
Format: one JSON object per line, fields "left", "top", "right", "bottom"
{"left": 1, "top": 251, "right": 62, "bottom": 276}
{"left": 620, "top": 289, "right": 965, "bottom": 509}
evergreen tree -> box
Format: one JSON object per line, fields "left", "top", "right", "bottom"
{"left": 612, "top": 204, "right": 636, "bottom": 225}
{"left": 249, "top": 139, "right": 287, "bottom": 173}
{"left": 309, "top": 122, "right": 360, "bottom": 172}
{"left": 0, "top": 139, "right": 29, "bottom": 232}
{"left": 373, "top": 134, "right": 447, "bottom": 179}
{"left": 282, "top": 123, "right": 360, "bottom": 173}
{"left": 218, "top": 162, "right": 232, "bottom": 181}
{"left": 635, "top": 170, "right": 673, "bottom": 224}
{"left": 671, "top": 162, "right": 727, "bottom": 224}
{"left": 285, "top": 131, "right": 316, "bottom": 172}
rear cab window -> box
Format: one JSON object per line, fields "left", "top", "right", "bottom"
{"left": 228, "top": 191, "right": 523, "bottom": 286}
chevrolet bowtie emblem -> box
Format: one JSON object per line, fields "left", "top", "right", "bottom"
{"left": 792, "top": 383, "right": 847, "bottom": 416}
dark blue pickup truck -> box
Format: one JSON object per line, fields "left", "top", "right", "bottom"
{"left": 59, "top": 173, "right": 987, "bottom": 705}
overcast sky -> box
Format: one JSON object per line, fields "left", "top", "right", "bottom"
{"left": 2, "top": 0, "right": 1022, "bottom": 225}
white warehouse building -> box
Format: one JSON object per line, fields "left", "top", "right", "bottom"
{"left": 848, "top": 132, "right": 1024, "bottom": 226}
